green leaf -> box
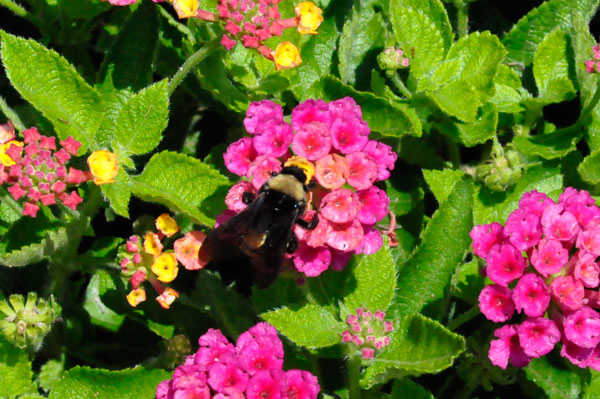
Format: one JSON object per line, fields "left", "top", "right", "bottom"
{"left": 0, "top": 31, "right": 104, "bottom": 153}
{"left": 390, "top": 1, "right": 447, "bottom": 78}
{"left": 343, "top": 243, "right": 395, "bottom": 312}
{"left": 390, "top": 0, "right": 453, "bottom": 50}
{"left": 48, "top": 366, "right": 171, "bottom": 399}
{"left": 473, "top": 163, "right": 563, "bottom": 225}
{"left": 512, "top": 127, "right": 582, "bottom": 160}
{"left": 488, "top": 64, "right": 526, "bottom": 113}
{"left": 584, "top": 370, "right": 600, "bottom": 399}
{"left": 361, "top": 314, "right": 465, "bottom": 388}
{"left": 390, "top": 179, "right": 473, "bottom": 316}
{"left": 318, "top": 76, "right": 422, "bottom": 137}
{"left": 578, "top": 150, "right": 600, "bottom": 184}
{"left": 131, "top": 151, "right": 230, "bottom": 226}
{"left": 261, "top": 304, "right": 345, "bottom": 349}
{"left": 422, "top": 169, "right": 465, "bottom": 204}
{"left": 38, "top": 357, "right": 65, "bottom": 393}
{"left": 391, "top": 378, "right": 434, "bottom": 399}
{"left": 111, "top": 80, "right": 169, "bottom": 156}
{"left": 532, "top": 29, "right": 576, "bottom": 103}
{"left": 83, "top": 270, "right": 125, "bottom": 332}
{"left": 0, "top": 224, "right": 68, "bottom": 267}
{"left": 100, "top": 169, "right": 132, "bottom": 218}
{"left": 0, "top": 337, "right": 36, "bottom": 398}
{"left": 502, "top": 0, "right": 599, "bottom": 66}
{"left": 98, "top": 0, "right": 159, "bottom": 92}
{"left": 290, "top": 18, "right": 340, "bottom": 100}
{"left": 338, "top": 5, "right": 385, "bottom": 85}
{"left": 189, "top": 272, "right": 256, "bottom": 339}
{"left": 437, "top": 103, "right": 498, "bottom": 147}
{"left": 418, "top": 32, "right": 507, "bottom": 122}
{"left": 524, "top": 357, "right": 582, "bottom": 399}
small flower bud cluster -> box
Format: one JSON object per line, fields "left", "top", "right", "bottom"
{"left": 105, "top": 0, "right": 323, "bottom": 70}
{"left": 476, "top": 140, "right": 522, "bottom": 192}
{"left": 119, "top": 214, "right": 207, "bottom": 309}
{"left": 0, "top": 293, "right": 61, "bottom": 351}
{"left": 221, "top": 97, "right": 396, "bottom": 277}
{"left": 156, "top": 323, "right": 320, "bottom": 399}
{"left": 0, "top": 124, "right": 89, "bottom": 217}
{"left": 377, "top": 47, "right": 410, "bottom": 71}
{"left": 341, "top": 308, "right": 393, "bottom": 359}
{"left": 472, "top": 188, "right": 600, "bottom": 370}
{"left": 585, "top": 44, "right": 600, "bottom": 73}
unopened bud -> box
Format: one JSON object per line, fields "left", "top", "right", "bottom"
{"left": 378, "top": 47, "right": 410, "bottom": 71}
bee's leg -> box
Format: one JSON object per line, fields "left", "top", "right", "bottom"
{"left": 242, "top": 191, "right": 255, "bottom": 204}
{"left": 295, "top": 213, "right": 319, "bottom": 230}
{"left": 286, "top": 232, "right": 299, "bottom": 254}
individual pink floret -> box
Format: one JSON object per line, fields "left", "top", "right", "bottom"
{"left": 346, "top": 152, "right": 378, "bottom": 191}
{"left": 246, "top": 155, "right": 282, "bottom": 189}
{"left": 291, "top": 122, "right": 332, "bottom": 161}
{"left": 512, "top": 273, "right": 550, "bottom": 317}
{"left": 328, "top": 97, "right": 362, "bottom": 120}
{"left": 315, "top": 154, "right": 348, "bottom": 190}
{"left": 246, "top": 370, "right": 282, "bottom": 399}
{"left": 564, "top": 306, "right": 600, "bottom": 348}
{"left": 293, "top": 244, "right": 331, "bottom": 277}
{"left": 485, "top": 243, "right": 526, "bottom": 286}
{"left": 541, "top": 203, "right": 580, "bottom": 242}
{"left": 225, "top": 181, "right": 255, "bottom": 212}
{"left": 244, "top": 100, "right": 284, "bottom": 135}
{"left": 576, "top": 227, "right": 600, "bottom": 256}
{"left": 518, "top": 189, "right": 553, "bottom": 218}
{"left": 560, "top": 187, "right": 596, "bottom": 207}
{"left": 59, "top": 136, "right": 81, "bottom": 156}
{"left": 478, "top": 284, "right": 515, "bottom": 322}
{"left": 330, "top": 117, "right": 369, "bottom": 154}
{"left": 503, "top": 209, "right": 542, "bottom": 251}
{"left": 320, "top": 188, "right": 360, "bottom": 223}
{"left": 355, "top": 225, "right": 383, "bottom": 255}
{"left": 224, "top": 137, "right": 257, "bottom": 176}
{"left": 207, "top": 362, "right": 249, "bottom": 393}
{"left": 488, "top": 325, "right": 531, "bottom": 369}
{"left": 530, "top": 238, "right": 568, "bottom": 277}
{"left": 326, "top": 219, "right": 364, "bottom": 252}
{"left": 470, "top": 222, "right": 503, "bottom": 258}
{"left": 253, "top": 119, "right": 293, "bottom": 157}
{"left": 550, "top": 275, "right": 585, "bottom": 311}
{"left": 357, "top": 186, "right": 389, "bottom": 225}
{"left": 517, "top": 317, "right": 560, "bottom": 358}
{"left": 574, "top": 252, "right": 600, "bottom": 288}
{"left": 294, "top": 210, "right": 327, "bottom": 248}
{"left": 568, "top": 202, "right": 600, "bottom": 229}
{"left": 560, "top": 339, "right": 594, "bottom": 368}
{"left": 330, "top": 249, "right": 353, "bottom": 271}
{"left": 291, "top": 99, "right": 332, "bottom": 131}
{"left": 283, "top": 370, "right": 320, "bottom": 399}
{"left": 363, "top": 140, "right": 396, "bottom": 181}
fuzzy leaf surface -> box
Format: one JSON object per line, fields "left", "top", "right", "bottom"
{"left": 437, "top": 103, "right": 498, "bottom": 147}
{"left": 0, "top": 31, "right": 104, "bottom": 153}
{"left": 0, "top": 337, "right": 36, "bottom": 398}
{"left": 131, "top": 151, "right": 230, "bottom": 226}
{"left": 422, "top": 169, "right": 465, "bottom": 204}
{"left": 532, "top": 29, "right": 575, "bottom": 103}
{"left": 524, "top": 357, "right": 581, "bottom": 399}
{"left": 390, "top": 179, "right": 473, "bottom": 316}
{"left": 261, "top": 304, "right": 345, "bottom": 349}
{"left": 83, "top": 270, "right": 125, "bottom": 332}
{"left": 361, "top": 314, "right": 465, "bottom": 388}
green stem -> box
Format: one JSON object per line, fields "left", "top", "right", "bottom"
{"left": 387, "top": 70, "right": 412, "bottom": 99}
{"left": 0, "top": 96, "right": 26, "bottom": 131}
{"left": 456, "top": 1, "right": 469, "bottom": 38}
{"left": 347, "top": 355, "right": 362, "bottom": 399}
{"left": 447, "top": 304, "right": 480, "bottom": 331}
{"left": 0, "top": 0, "right": 31, "bottom": 20}
{"left": 167, "top": 37, "right": 221, "bottom": 96}
{"left": 578, "top": 83, "right": 600, "bottom": 126}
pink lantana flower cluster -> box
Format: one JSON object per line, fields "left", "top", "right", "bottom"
{"left": 585, "top": 44, "right": 600, "bottom": 73}
{"left": 471, "top": 188, "right": 600, "bottom": 370}
{"left": 156, "top": 323, "right": 320, "bottom": 399}
{"left": 341, "top": 307, "right": 394, "bottom": 359}
{"left": 221, "top": 97, "right": 396, "bottom": 277}
{"left": 0, "top": 124, "right": 89, "bottom": 217}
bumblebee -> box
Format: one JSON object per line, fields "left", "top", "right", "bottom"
{"left": 198, "top": 158, "right": 318, "bottom": 294}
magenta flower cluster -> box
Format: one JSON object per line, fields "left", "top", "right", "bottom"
{"left": 585, "top": 44, "right": 600, "bottom": 73}
{"left": 221, "top": 98, "right": 396, "bottom": 277}
{"left": 1, "top": 127, "right": 88, "bottom": 217}
{"left": 341, "top": 307, "right": 393, "bottom": 359}
{"left": 471, "top": 188, "right": 600, "bottom": 370}
{"left": 156, "top": 323, "right": 320, "bottom": 399}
